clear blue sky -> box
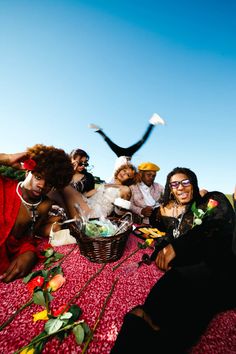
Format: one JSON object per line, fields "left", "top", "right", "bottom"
{"left": 0, "top": 0, "right": 235, "bottom": 194}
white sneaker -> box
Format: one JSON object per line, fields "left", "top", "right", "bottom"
{"left": 88, "top": 123, "right": 101, "bottom": 131}
{"left": 149, "top": 113, "right": 166, "bottom": 125}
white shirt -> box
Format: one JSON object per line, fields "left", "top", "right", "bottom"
{"left": 139, "top": 182, "right": 156, "bottom": 206}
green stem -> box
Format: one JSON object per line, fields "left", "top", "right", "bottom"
{"left": 49, "top": 243, "right": 77, "bottom": 269}
{"left": 112, "top": 247, "right": 140, "bottom": 272}
{"left": 67, "top": 263, "right": 106, "bottom": 307}
{"left": 14, "top": 320, "right": 84, "bottom": 354}
{"left": 0, "top": 298, "right": 33, "bottom": 332}
{"left": 81, "top": 278, "right": 119, "bottom": 354}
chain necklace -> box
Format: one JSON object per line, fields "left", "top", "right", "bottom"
{"left": 172, "top": 203, "right": 185, "bottom": 239}
{"left": 16, "top": 182, "right": 42, "bottom": 224}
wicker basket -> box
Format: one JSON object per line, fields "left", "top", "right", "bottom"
{"left": 75, "top": 217, "right": 132, "bottom": 263}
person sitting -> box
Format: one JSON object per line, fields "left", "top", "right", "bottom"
{"left": 111, "top": 167, "right": 236, "bottom": 354}
{"left": 58, "top": 163, "right": 138, "bottom": 220}
{"left": 0, "top": 144, "right": 73, "bottom": 283}
{"left": 89, "top": 113, "right": 166, "bottom": 172}
{"left": 130, "top": 162, "right": 164, "bottom": 224}
{"left": 69, "top": 148, "right": 95, "bottom": 195}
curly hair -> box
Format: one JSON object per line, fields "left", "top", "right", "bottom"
{"left": 162, "top": 167, "right": 201, "bottom": 206}
{"left": 26, "top": 144, "right": 73, "bottom": 189}
{"left": 114, "top": 163, "right": 138, "bottom": 186}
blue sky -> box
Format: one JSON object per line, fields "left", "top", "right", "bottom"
{"left": 0, "top": 0, "right": 235, "bottom": 194}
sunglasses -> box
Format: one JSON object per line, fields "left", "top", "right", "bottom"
{"left": 169, "top": 179, "right": 191, "bottom": 189}
{"left": 78, "top": 162, "right": 89, "bottom": 167}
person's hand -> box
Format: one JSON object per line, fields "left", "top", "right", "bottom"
{"left": 0, "top": 251, "right": 37, "bottom": 283}
{"left": 155, "top": 244, "right": 176, "bottom": 271}
{"left": 9, "top": 152, "right": 28, "bottom": 169}
{"left": 141, "top": 206, "right": 153, "bottom": 217}
{"left": 200, "top": 189, "right": 208, "bottom": 197}
{"left": 1, "top": 151, "right": 28, "bottom": 169}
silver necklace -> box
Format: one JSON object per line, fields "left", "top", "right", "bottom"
{"left": 16, "top": 182, "right": 42, "bottom": 223}
{"left": 172, "top": 203, "right": 185, "bottom": 239}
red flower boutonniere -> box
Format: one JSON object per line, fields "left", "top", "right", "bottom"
{"left": 22, "top": 159, "right": 36, "bottom": 171}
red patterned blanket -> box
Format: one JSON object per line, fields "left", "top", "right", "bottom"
{"left": 0, "top": 235, "right": 235, "bottom": 353}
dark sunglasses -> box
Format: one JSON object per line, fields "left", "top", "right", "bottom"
{"left": 169, "top": 179, "right": 191, "bottom": 189}
{"left": 78, "top": 162, "right": 89, "bottom": 167}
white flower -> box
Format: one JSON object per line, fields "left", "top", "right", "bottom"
{"left": 197, "top": 209, "right": 205, "bottom": 217}
{"left": 194, "top": 218, "right": 202, "bottom": 225}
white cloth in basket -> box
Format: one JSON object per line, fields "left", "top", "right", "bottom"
{"left": 50, "top": 228, "right": 77, "bottom": 247}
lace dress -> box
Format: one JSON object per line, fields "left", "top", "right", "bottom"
{"left": 86, "top": 184, "right": 120, "bottom": 218}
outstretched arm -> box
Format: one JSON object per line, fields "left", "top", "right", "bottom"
{"left": 0, "top": 152, "right": 28, "bottom": 169}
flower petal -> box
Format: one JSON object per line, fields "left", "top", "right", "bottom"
{"left": 47, "top": 274, "right": 66, "bottom": 292}
{"left": 33, "top": 309, "right": 49, "bottom": 322}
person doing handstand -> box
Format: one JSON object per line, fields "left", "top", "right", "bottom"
{"left": 89, "top": 113, "right": 166, "bottom": 170}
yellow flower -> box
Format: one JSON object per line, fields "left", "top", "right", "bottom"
{"left": 20, "top": 348, "right": 35, "bottom": 354}
{"left": 145, "top": 238, "right": 154, "bottom": 246}
{"left": 33, "top": 309, "right": 49, "bottom": 322}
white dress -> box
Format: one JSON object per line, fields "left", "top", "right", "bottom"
{"left": 86, "top": 184, "right": 120, "bottom": 218}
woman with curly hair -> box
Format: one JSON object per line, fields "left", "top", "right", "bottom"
{"left": 0, "top": 144, "right": 73, "bottom": 283}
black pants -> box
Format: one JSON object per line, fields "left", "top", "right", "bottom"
{"left": 111, "top": 265, "right": 236, "bottom": 354}
{"left": 96, "top": 124, "right": 155, "bottom": 157}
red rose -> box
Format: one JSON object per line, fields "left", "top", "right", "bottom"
{"left": 52, "top": 304, "right": 69, "bottom": 317}
{"left": 27, "top": 275, "right": 45, "bottom": 294}
{"left": 22, "top": 159, "right": 36, "bottom": 171}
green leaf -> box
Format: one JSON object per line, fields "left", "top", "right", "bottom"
{"left": 44, "top": 258, "right": 54, "bottom": 266}
{"left": 45, "top": 318, "right": 64, "bottom": 335}
{"left": 68, "top": 304, "right": 82, "bottom": 322}
{"left": 34, "top": 338, "right": 48, "bottom": 353}
{"left": 45, "top": 248, "right": 55, "bottom": 258}
{"left": 41, "top": 270, "right": 48, "bottom": 278}
{"left": 138, "top": 242, "right": 148, "bottom": 249}
{"left": 48, "top": 266, "right": 63, "bottom": 277}
{"left": 23, "top": 270, "right": 43, "bottom": 283}
{"left": 46, "top": 291, "right": 54, "bottom": 303}
{"left": 33, "top": 290, "right": 46, "bottom": 306}
{"left": 54, "top": 252, "right": 64, "bottom": 260}
{"left": 60, "top": 312, "right": 73, "bottom": 320}
{"left": 81, "top": 321, "right": 91, "bottom": 335}
{"left": 73, "top": 324, "right": 85, "bottom": 345}
{"left": 191, "top": 202, "right": 197, "bottom": 212}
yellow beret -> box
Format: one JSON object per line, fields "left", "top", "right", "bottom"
{"left": 138, "top": 162, "right": 160, "bottom": 172}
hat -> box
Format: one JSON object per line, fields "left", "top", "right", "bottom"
{"left": 138, "top": 162, "right": 160, "bottom": 172}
